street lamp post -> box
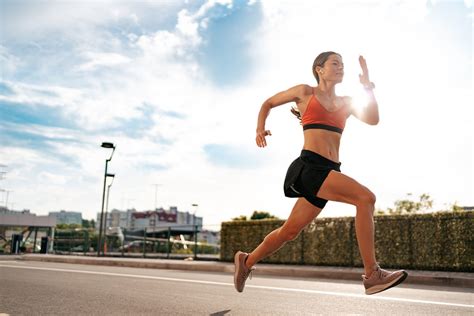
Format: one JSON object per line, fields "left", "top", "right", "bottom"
{"left": 101, "top": 173, "right": 115, "bottom": 256}
{"left": 192, "top": 203, "right": 198, "bottom": 260}
{"left": 97, "top": 142, "right": 115, "bottom": 257}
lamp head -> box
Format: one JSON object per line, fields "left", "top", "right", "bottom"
{"left": 101, "top": 142, "right": 115, "bottom": 149}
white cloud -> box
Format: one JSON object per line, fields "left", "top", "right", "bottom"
{"left": 3, "top": 0, "right": 246, "bottom": 220}
{"left": 0, "top": 81, "right": 83, "bottom": 110}
{"left": 1, "top": 0, "right": 182, "bottom": 41}
{"left": 1, "top": 0, "right": 472, "bottom": 225}
{"left": 0, "top": 45, "right": 22, "bottom": 77}
{"left": 136, "top": 30, "right": 189, "bottom": 59}
{"left": 77, "top": 52, "right": 132, "bottom": 71}
{"left": 176, "top": 9, "right": 202, "bottom": 46}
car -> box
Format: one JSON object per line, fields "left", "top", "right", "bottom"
{"left": 119, "top": 240, "right": 154, "bottom": 253}
{"left": 70, "top": 245, "right": 93, "bottom": 252}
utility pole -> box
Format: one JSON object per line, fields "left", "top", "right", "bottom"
{"left": 0, "top": 165, "right": 8, "bottom": 209}
{"left": 0, "top": 164, "right": 7, "bottom": 181}
{"left": 152, "top": 184, "right": 162, "bottom": 210}
{"left": 5, "top": 190, "right": 13, "bottom": 208}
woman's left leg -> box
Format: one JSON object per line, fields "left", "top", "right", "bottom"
{"left": 316, "top": 170, "right": 377, "bottom": 276}
{"left": 234, "top": 198, "right": 321, "bottom": 292}
{"left": 246, "top": 198, "right": 322, "bottom": 268}
{"left": 317, "top": 170, "right": 408, "bottom": 294}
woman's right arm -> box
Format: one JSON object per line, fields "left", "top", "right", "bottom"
{"left": 256, "top": 84, "right": 308, "bottom": 148}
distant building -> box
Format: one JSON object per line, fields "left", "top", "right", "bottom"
{"left": 108, "top": 208, "right": 136, "bottom": 230}
{"left": 96, "top": 208, "right": 136, "bottom": 231}
{"left": 0, "top": 210, "right": 56, "bottom": 228}
{"left": 96, "top": 206, "right": 203, "bottom": 231}
{"left": 198, "top": 229, "right": 220, "bottom": 245}
{"left": 49, "top": 210, "right": 82, "bottom": 225}
{"left": 0, "top": 207, "right": 31, "bottom": 215}
{"left": 131, "top": 206, "right": 203, "bottom": 230}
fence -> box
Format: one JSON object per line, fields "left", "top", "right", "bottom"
{"left": 53, "top": 229, "right": 91, "bottom": 254}
{"left": 52, "top": 224, "right": 221, "bottom": 260}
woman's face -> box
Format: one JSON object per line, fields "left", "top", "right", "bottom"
{"left": 320, "top": 54, "right": 344, "bottom": 83}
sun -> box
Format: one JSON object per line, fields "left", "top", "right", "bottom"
{"left": 338, "top": 81, "right": 371, "bottom": 116}
{"left": 350, "top": 88, "right": 372, "bottom": 116}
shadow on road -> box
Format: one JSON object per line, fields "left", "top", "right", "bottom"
{"left": 210, "top": 309, "right": 231, "bottom": 315}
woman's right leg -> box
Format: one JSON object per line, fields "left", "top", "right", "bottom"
{"left": 245, "top": 198, "right": 322, "bottom": 268}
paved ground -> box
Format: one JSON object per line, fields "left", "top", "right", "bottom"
{"left": 8, "top": 254, "right": 474, "bottom": 288}
{"left": 1, "top": 260, "right": 473, "bottom": 315}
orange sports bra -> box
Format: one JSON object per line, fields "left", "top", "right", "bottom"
{"left": 301, "top": 95, "right": 350, "bottom": 134}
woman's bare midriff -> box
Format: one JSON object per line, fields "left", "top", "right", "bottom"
{"left": 303, "top": 129, "right": 341, "bottom": 163}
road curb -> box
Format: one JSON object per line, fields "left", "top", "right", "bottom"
{"left": 18, "top": 254, "right": 473, "bottom": 288}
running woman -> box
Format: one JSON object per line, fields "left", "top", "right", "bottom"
{"left": 234, "top": 52, "right": 407, "bottom": 295}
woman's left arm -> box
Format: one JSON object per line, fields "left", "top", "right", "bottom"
{"left": 349, "top": 55, "right": 379, "bottom": 125}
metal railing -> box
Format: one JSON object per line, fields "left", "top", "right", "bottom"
{"left": 51, "top": 224, "right": 221, "bottom": 260}
{"left": 52, "top": 229, "right": 91, "bottom": 254}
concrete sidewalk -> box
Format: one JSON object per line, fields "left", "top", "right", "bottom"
{"left": 3, "top": 254, "right": 473, "bottom": 288}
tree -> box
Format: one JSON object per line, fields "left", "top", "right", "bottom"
{"left": 250, "top": 210, "right": 279, "bottom": 220}
{"left": 232, "top": 215, "right": 248, "bottom": 221}
{"left": 386, "top": 193, "right": 433, "bottom": 215}
{"left": 81, "top": 219, "right": 96, "bottom": 228}
{"left": 56, "top": 223, "right": 81, "bottom": 229}
{"left": 450, "top": 202, "right": 463, "bottom": 212}
{"left": 231, "top": 211, "right": 280, "bottom": 221}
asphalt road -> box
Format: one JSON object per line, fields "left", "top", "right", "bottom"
{"left": 1, "top": 260, "right": 472, "bottom": 315}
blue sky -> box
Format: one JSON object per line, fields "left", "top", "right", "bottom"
{"left": 0, "top": 0, "right": 472, "bottom": 226}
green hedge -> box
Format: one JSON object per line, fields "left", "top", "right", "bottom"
{"left": 220, "top": 211, "right": 473, "bottom": 272}
{"left": 53, "top": 229, "right": 90, "bottom": 252}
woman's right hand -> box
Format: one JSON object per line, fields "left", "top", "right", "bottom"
{"left": 256, "top": 129, "right": 272, "bottom": 147}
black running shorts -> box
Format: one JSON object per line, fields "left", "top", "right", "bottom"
{"left": 283, "top": 150, "right": 341, "bottom": 209}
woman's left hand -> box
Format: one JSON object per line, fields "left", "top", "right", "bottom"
{"left": 358, "top": 55, "right": 371, "bottom": 86}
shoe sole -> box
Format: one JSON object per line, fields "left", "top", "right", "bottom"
{"left": 234, "top": 251, "right": 243, "bottom": 292}
{"left": 365, "top": 271, "right": 408, "bottom": 295}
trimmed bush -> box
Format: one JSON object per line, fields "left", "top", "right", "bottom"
{"left": 220, "top": 211, "right": 473, "bottom": 272}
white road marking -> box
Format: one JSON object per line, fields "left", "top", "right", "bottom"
{"left": 1, "top": 264, "right": 472, "bottom": 309}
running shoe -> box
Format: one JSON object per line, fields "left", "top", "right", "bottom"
{"left": 363, "top": 265, "right": 408, "bottom": 295}
{"left": 233, "top": 251, "right": 255, "bottom": 293}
